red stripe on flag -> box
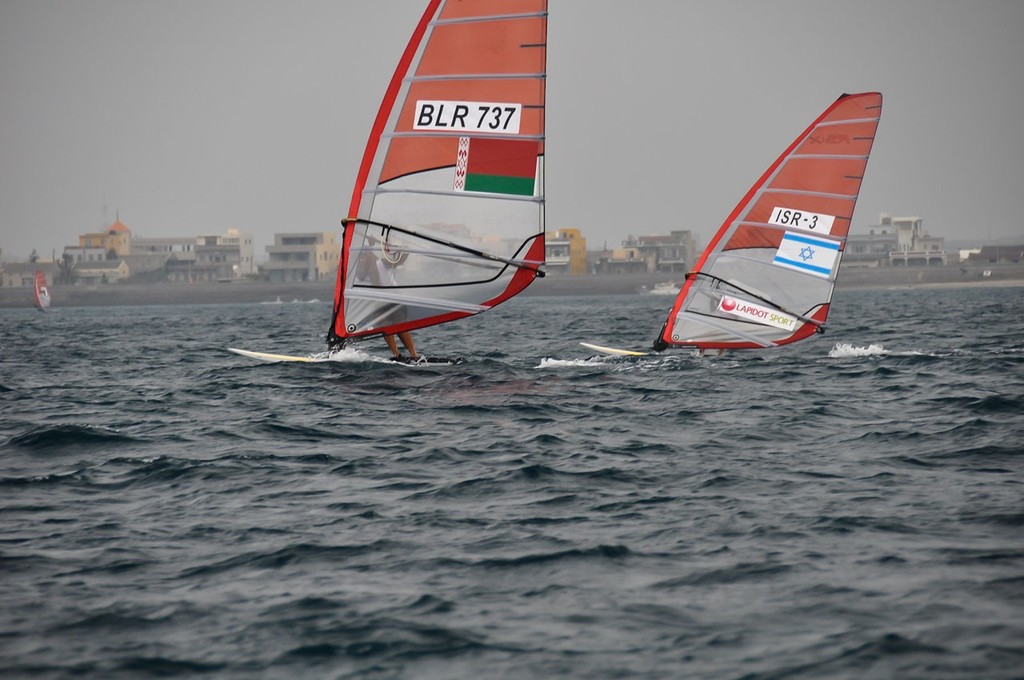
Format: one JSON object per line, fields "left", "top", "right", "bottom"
{"left": 466, "top": 138, "right": 538, "bottom": 178}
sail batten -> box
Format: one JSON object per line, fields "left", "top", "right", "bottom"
{"left": 790, "top": 154, "right": 872, "bottom": 160}
{"left": 818, "top": 117, "right": 879, "bottom": 128}
{"left": 432, "top": 11, "right": 547, "bottom": 26}
{"left": 734, "top": 221, "right": 850, "bottom": 239}
{"left": 407, "top": 73, "right": 546, "bottom": 84}
{"left": 759, "top": 188, "right": 861, "bottom": 200}
{"left": 372, "top": 186, "right": 543, "bottom": 203}
{"left": 657, "top": 92, "right": 882, "bottom": 351}
{"left": 384, "top": 131, "right": 545, "bottom": 141}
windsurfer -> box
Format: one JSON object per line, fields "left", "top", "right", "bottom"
{"left": 354, "top": 247, "right": 419, "bottom": 362}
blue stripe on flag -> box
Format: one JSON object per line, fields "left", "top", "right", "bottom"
{"left": 772, "top": 256, "right": 834, "bottom": 276}
{"left": 781, "top": 233, "right": 840, "bottom": 250}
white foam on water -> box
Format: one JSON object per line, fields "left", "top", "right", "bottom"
{"left": 828, "top": 343, "right": 887, "bottom": 358}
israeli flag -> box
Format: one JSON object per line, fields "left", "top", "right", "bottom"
{"left": 773, "top": 232, "right": 840, "bottom": 279}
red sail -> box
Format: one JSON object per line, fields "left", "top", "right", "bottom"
{"left": 329, "top": 0, "right": 547, "bottom": 346}
{"left": 658, "top": 93, "right": 883, "bottom": 350}
{"left": 33, "top": 270, "right": 51, "bottom": 310}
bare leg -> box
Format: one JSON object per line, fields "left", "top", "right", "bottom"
{"left": 397, "top": 331, "right": 417, "bottom": 358}
{"left": 383, "top": 334, "right": 400, "bottom": 358}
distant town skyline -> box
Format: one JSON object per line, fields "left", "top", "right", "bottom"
{"left": 2, "top": 0, "right": 1023, "bottom": 261}
{"left": 2, "top": 209, "right": 998, "bottom": 269}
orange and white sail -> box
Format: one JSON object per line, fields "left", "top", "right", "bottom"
{"left": 656, "top": 93, "right": 883, "bottom": 351}
{"left": 33, "top": 270, "right": 51, "bottom": 311}
{"left": 328, "top": 0, "right": 547, "bottom": 348}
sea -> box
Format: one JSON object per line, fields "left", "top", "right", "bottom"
{"left": 2, "top": 285, "right": 1022, "bottom": 680}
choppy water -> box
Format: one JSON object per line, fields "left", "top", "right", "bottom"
{"left": 2, "top": 286, "right": 1022, "bottom": 679}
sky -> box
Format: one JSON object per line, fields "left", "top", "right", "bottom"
{"left": 2, "top": 0, "right": 1022, "bottom": 262}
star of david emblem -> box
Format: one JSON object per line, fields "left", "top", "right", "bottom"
{"left": 799, "top": 246, "right": 815, "bottom": 262}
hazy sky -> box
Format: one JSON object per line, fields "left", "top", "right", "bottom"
{"left": 2, "top": 0, "right": 1022, "bottom": 261}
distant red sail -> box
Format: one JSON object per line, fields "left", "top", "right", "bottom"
{"left": 33, "top": 270, "right": 51, "bottom": 311}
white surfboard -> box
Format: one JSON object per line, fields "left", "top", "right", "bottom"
{"left": 579, "top": 342, "right": 650, "bottom": 357}
{"left": 227, "top": 347, "right": 328, "bottom": 363}
{"left": 227, "top": 347, "right": 465, "bottom": 365}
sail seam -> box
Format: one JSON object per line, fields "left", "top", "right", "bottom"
{"left": 816, "top": 116, "right": 881, "bottom": 127}
{"left": 760, "top": 188, "right": 859, "bottom": 201}
{"left": 384, "top": 131, "right": 544, "bottom": 141}
{"left": 734, "top": 221, "right": 850, "bottom": 240}
{"left": 432, "top": 12, "right": 546, "bottom": 28}
{"left": 407, "top": 73, "right": 544, "bottom": 83}
{"left": 371, "top": 186, "right": 542, "bottom": 203}
{"left": 790, "top": 153, "right": 871, "bottom": 160}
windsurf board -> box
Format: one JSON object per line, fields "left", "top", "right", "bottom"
{"left": 579, "top": 342, "right": 650, "bottom": 357}
{"left": 227, "top": 347, "right": 464, "bottom": 365}
{"left": 227, "top": 347, "right": 328, "bottom": 363}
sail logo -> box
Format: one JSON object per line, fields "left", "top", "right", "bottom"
{"left": 768, "top": 207, "right": 836, "bottom": 235}
{"left": 772, "top": 232, "right": 840, "bottom": 279}
{"left": 718, "top": 296, "right": 797, "bottom": 331}
{"left": 809, "top": 133, "right": 851, "bottom": 145}
{"left": 414, "top": 100, "right": 522, "bottom": 134}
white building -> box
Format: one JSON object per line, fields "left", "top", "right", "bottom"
{"left": 264, "top": 232, "right": 340, "bottom": 282}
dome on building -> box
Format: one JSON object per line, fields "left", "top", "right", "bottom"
{"left": 108, "top": 218, "right": 131, "bottom": 235}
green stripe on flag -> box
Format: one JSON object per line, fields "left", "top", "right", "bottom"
{"left": 465, "top": 173, "right": 534, "bottom": 196}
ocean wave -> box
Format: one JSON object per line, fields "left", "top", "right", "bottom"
{"left": 178, "top": 540, "right": 398, "bottom": 578}
{"left": 6, "top": 423, "right": 139, "bottom": 452}
{"left": 653, "top": 560, "right": 793, "bottom": 588}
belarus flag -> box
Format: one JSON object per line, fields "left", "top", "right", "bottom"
{"left": 454, "top": 137, "right": 538, "bottom": 196}
{"left": 772, "top": 232, "right": 841, "bottom": 279}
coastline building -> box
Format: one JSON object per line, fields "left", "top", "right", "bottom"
{"left": 264, "top": 231, "right": 340, "bottom": 283}
{"left": 153, "top": 229, "right": 254, "bottom": 282}
{"left": 1, "top": 261, "right": 58, "bottom": 288}
{"left": 62, "top": 221, "right": 255, "bottom": 284}
{"left": 593, "top": 243, "right": 650, "bottom": 275}
{"left": 846, "top": 213, "right": 948, "bottom": 267}
{"left": 60, "top": 218, "right": 134, "bottom": 284}
{"left": 64, "top": 218, "right": 132, "bottom": 265}
{"left": 62, "top": 245, "right": 108, "bottom": 266}
{"left": 73, "top": 259, "right": 131, "bottom": 285}
{"left": 133, "top": 236, "right": 196, "bottom": 283}
{"left": 81, "top": 218, "right": 132, "bottom": 258}
{"left": 545, "top": 228, "right": 587, "bottom": 275}
{"left": 592, "top": 230, "right": 698, "bottom": 275}
{"left": 132, "top": 236, "right": 196, "bottom": 258}
{"left": 967, "top": 245, "right": 1024, "bottom": 264}
{"left": 627, "top": 230, "right": 698, "bottom": 275}
{"left": 216, "top": 228, "right": 255, "bottom": 276}
{"left": 188, "top": 229, "right": 255, "bottom": 282}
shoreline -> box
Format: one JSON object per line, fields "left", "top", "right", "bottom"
{"left": 2, "top": 268, "right": 1022, "bottom": 308}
